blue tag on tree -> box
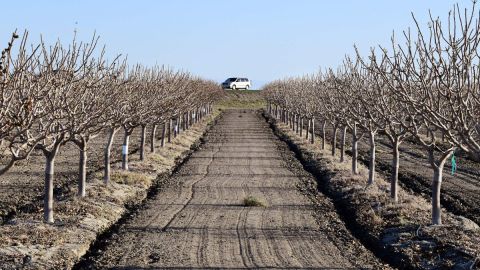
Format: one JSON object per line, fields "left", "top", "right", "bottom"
{"left": 451, "top": 152, "right": 457, "bottom": 175}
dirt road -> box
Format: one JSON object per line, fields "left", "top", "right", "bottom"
{"left": 84, "top": 110, "right": 386, "bottom": 269}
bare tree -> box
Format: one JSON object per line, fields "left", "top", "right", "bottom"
{"left": 0, "top": 31, "right": 45, "bottom": 175}
{"left": 355, "top": 44, "right": 416, "bottom": 202}
{"left": 387, "top": 4, "right": 480, "bottom": 224}
{"left": 32, "top": 34, "right": 100, "bottom": 223}
{"left": 67, "top": 47, "right": 123, "bottom": 196}
{"left": 344, "top": 59, "right": 381, "bottom": 185}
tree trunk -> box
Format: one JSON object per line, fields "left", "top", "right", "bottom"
{"left": 185, "top": 112, "right": 188, "bottom": 130}
{"left": 161, "top": 122, "right": 166, "bottom": 147}
{"left": 306, "top": 118, "right": 310, "bottom": 140}
{"left": 78, "top": 139, "right": 87, "bottom": 197}
{"left": 292, "top": 113, "right": 295, "bottom": 130}
{"left": 352, "top": 123, "right": 359, "bottom": 174}
{"left": 178, "top": 117, "right": 182, "bottom": 135}
{"left": 150, "top": 124, "right": 157, "bottom": 153}
{"left": 44, "top": 154, "right": 55, "bottom": 223}
{"left": 140, "top": 125, "right": 146, "bottom": 161}
{"left": 391, "top": 139, "right": 400, "bottom": 202}
{"left": 291, "top": 114, "right": 295, "bottom": 131}
{"left": 340, "top": 126, "right": 347, "bottom": 162}
{"left": 177, "top": 116, "right": 181, "bottom": 132}
{"left": 293, "top": 114, "right": 296, "bottom": 131}
{"left": 182, "top": 113, "right": 186, "bottom": 131}
{"left": 321, "top": 120, "right": 326, "bottom": 150}
{"left": 178, "top": 116, "right": 181, "bottom": 132}
{"left": 296, "top": 115, "right": 300, "bottom": 134}
{"left": 122, "top": 128, "right": 130, "bottom": 170}
{"left": 168, "top": 119, "right": 172, "bottom": 143}
{"left": 368, "top": 131, "right": 376, "bottom": 185}
{"left": 294, "top": 114, "right": 297, "bottom": 132}
{"left": 174, "top": 118, "right": 178, "bottom": 138}
{"left": 310, "top": 118, "right": 315, "bottom": 144}
{"left": 429, "top": 150, "right": 452, "bottom": 225}
{"left": 185, "top": 114, "right": 187, "bottom": 129}
{"left": 104, "top": 128, "right": 117, "bottom": 184}
{"left": 432, "top": 166, "right": 443, "bottom": 225}
{"left": 299, "top": 117, "right": 303, "bottom": 137}
{"left": 43, "top": 141, "right": 61, "bottom": 224}
{"left": 332, "top": 123, "right": 338, "bottom": 156}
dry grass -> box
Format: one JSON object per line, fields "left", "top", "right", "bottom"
{"left": 110, "top": 171, "right": 152, "bottom": 188}
{"left": 217, "top": 90, "right": 266, "bottom": 109}
{"left": 243, "top": 196, "right": 267, "bottom": 207}
{"left": 148, "top": 153, "right": 174, "bottom": 167}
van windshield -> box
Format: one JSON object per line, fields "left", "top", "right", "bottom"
{"left": 227, "top": 78, "right": 237, "bottom": 82}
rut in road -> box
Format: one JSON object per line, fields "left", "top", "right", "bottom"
{"left": 86, "top": 109, "right": 387, "bottom": 269}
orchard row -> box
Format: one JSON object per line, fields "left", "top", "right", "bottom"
{"left": 263, "top": 3, "right": 480, "bottom": 225}
{"left": 0, "top": 31, "right": 224, "bottom": 223}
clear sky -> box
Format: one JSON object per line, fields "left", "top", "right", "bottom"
{"left": 0, "top": 1, "right": 472, "bottom": 88}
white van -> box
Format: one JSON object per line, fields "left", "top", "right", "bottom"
{"left": 222, "top": 77, "right": 251, "bottom": 90}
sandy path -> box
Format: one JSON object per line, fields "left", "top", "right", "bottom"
{"left": 89, "top": 110, "right": 385, "bottom": 269}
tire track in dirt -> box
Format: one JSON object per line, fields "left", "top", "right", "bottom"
{"left": 162, "top": 146, "right": 220, "bottom": 232}
{"left": 86, "top": 109, "right": 388, "bottom": 269}
{"left": 235, "top": 207, "right": 250, "bottom": 268}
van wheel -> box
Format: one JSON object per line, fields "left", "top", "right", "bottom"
{"left": 232, "top": 85, "right": 236, "bottom": 90}
{"left": 245, "top": 85, "right": 250, "bottom": 90}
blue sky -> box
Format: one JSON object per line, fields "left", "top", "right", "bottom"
{"left": 0, "top": 1, "right": 471, "bottom": 88}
